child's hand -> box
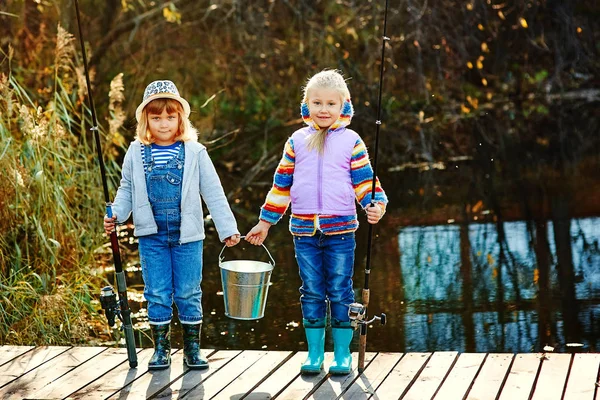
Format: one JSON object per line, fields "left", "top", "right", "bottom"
{"left": 245, "top": 220, "right": 271, "bottom": 246}
{"left": 104, "top": 214, "right": 117, "bottom": 235}
{"left": 366, "top": 203, "right": 384, "bottom": 225}
{"left": 224, "top": 234, "right": 241, "bottom": 247}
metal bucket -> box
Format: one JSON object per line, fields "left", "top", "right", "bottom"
{"left": 219, "top": 240, "right": 275, "bottom": 320}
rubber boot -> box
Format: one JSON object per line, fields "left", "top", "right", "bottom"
{"left": 329, "top": 321, "right": 353, "bottom": 375}
{"left": 182, "top": 323, "right": 209, "bottom": 369}
{"left": 148, "top": 324, "right": 171, "bottom": 370}
{"left": 300, "top": 318, "right": 325, "bottom": 374}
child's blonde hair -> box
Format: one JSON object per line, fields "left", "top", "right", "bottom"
{"left": 302, "top": 70, "right": 351, "bottom": 153}
{"left": 135, "top": 98, "right": 198, "bottom": 145}
{"left": 302, "top": 69, "right": 351, "bottom": 104}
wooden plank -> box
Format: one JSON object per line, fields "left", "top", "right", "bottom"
{"left": 0, "top": 346, "right": 34, "bottom": 367}
{"left": 466, "top": 353, "right": 514, "bottom": 400}
{"left": 401, "top": 351, "right": 459, "bottom": 400}
{"left": 183, "top": 350, "right": 268, "bottom": 399}
{"left": 66, "top": 348, "right": 155, "bottom": 399}
{"left": 563, "top": 353, "right": 600, "bottom": 400}
{"left": 373, "top": 353, "right": 432, "bottom": 400}
{"left": 0, "top": 346, "right": 106, "bottom": 399}
{"left": 0, "top": 346, "right": 70, "bottom": 387}
{"left": 151, "top": 350, "right": 241, "bottom": 399}
{"left": 531, "top": 353, "right": 571, "bottom": 400}
{"left": 243, "top": 351, "right": 306, "bottom": 399}
{"left": 498, "top": 353, "right": 542, "bottom": 400}
{"left": 106, "top": 349, "right": 190, "bottom": 399}
{"left": 307, "top": 352, "right": 377, "bottom": 399}
{"left": 273, "top": 352, "right": 334, "bottom": 399}
{"left": 29, "top": 347, "right": 141, "bottom": 399}
{"left": 342, "top": 352, "right": 403, "bottom": 399}
{"left": 210, "top": 350, "right": 292, "bottom": 399}
{"left": 433, "top": 353, "right": 486, "bottom": 400}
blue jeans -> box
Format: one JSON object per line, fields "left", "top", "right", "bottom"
{"left": 140, "top": 143, "right": 203, "bottom": 325}
{"left": 293, "top": 231, "right": 356, "bottom": 322}
{"left": 139, "top": 226, "right": 203, "bottom": 325}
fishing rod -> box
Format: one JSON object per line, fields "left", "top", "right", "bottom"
{"left": 74, "top": 0, "right": 138, "bottom": 368}
{"left": 348, "top": 0, "right": 390, "bottom": 373}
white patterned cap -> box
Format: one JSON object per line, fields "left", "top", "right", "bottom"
{"left": 135, "top": 80, "right": 191, "bottom": 122}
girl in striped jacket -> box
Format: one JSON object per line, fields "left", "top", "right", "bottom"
{"left": 246, "top": 70, "right": 388, "bottom": 375}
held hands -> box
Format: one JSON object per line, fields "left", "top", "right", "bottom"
{"left": 104, "top": 214, "right": 117, "bottom": 235}
{"left": 245, "top": 220, "right": 271, "bottom": 246}
{"left": 366, "top": 203, "right": 385, "bottom": 224}
{"left": 224, "top": 234, "right": 241, "bottom": 247}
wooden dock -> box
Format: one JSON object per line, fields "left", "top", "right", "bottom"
{"left": 0, "top": 346, "right": 599, "bottom": 399}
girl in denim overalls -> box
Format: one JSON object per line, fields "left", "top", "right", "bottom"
{"left": 246, "top": 70, "right": 388, "bottom": 375}
{"left": 104, "top": 80, "right": 240, "bottom": 370}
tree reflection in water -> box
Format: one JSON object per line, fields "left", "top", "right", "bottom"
{"left": 112, "top": 216, "right": 600, "bottom": 354}
{"left": 399, "top": 217, "right": 600, "bottom": 353}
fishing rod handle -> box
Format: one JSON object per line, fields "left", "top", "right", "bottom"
{"left": 219, "top": 236, "right": 276, "bottom": 266}
{"left": 123, "top": 320, "right": 138, "bottom": 368}
{"left": 362, "top": 288, "right": 370, "bottom": 307}
{"left": 106, "top": 202, "right": 113, "bottom": 218}
{"left": 358, "top": 333, "right": 367, "bottom": 372}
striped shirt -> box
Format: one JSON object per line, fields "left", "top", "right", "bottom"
{"left": 142, "top": 142, "right": 181, "bottom": 171}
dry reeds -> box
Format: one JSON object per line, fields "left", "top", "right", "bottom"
{"left": 0, "top": 24, "right": 126, "bottom": 345}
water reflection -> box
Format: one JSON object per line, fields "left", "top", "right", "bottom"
{"left": 100, "top": 216, "right": 600, "bottom": 354}
{"left": 399, "top": 217, "right": 600, "bottom": 353}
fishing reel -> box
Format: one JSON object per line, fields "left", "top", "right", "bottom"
{"left": 348, "top": 302, "right": 386, "bottom": 329}
{"left": 99, "top": 286, "right": 121, "bottom": 327}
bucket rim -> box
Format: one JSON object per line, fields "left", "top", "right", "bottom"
{"left": 219, "top": 259, "right": 274, "bottom": 273}
{"left": 219, "top": 236, "right": 276, "bottom": 267}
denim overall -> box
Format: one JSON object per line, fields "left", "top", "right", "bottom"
{"left": 139, "top": 143, "right": 204, "bottom": 325}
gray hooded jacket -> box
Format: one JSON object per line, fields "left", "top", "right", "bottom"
{"left": 112, "top": 140, "right": 239, "bottom": 243}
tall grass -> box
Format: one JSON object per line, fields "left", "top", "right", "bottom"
{"left": 0, "top": 26, "right": 126, "bottom": 344}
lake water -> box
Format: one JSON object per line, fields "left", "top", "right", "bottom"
{"left": 101, "top": 215, "right": 600, "bottom": 354}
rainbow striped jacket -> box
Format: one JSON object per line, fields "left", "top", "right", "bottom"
{"left": 259, "top": 126, "right": 388, "bottom": 236}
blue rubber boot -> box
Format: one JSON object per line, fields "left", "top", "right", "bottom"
{"left": 300, "top": 318, "right": 325, "bottom": 374}
{"left": 329, "top": 321, "right": 353, "bottom": 375}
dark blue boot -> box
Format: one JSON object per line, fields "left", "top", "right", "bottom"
{"left": 148, "top": 324, "right": 171, "bottom": 370}
{"left": 300, "top": 318, "right": 325, "bottom": 374}
{"left": 329, "top": 321, "right": 353, "bottom": 375}
{"left": 182, "top": 323, "right": 209, "bottom": 370}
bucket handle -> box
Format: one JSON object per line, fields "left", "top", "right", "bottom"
{"left": 219, "top": 236, "right": 276, "bottom": 266}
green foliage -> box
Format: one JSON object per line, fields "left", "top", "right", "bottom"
{"left": 0, "top": 29, "right": 125, "bottom": 343}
